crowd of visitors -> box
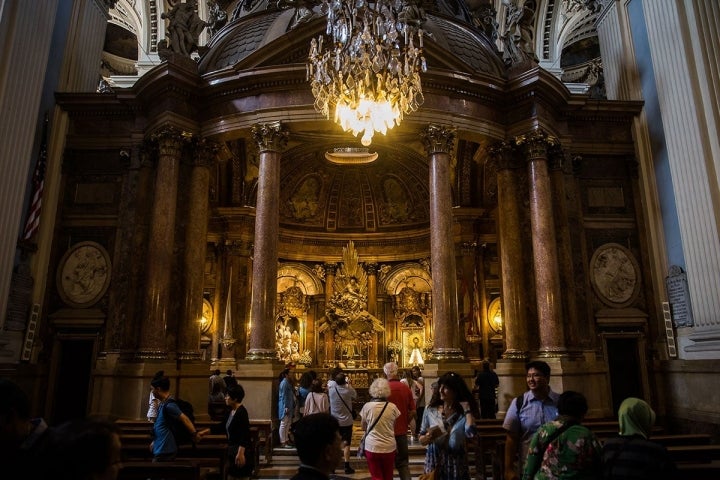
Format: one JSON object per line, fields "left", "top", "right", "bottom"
{"left": 1, "top": 359, "right": 681, "bottom": 480}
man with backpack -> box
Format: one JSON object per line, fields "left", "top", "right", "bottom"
{"left": 150, "top": 370, "right": 207, "bottom": 461}
{"left": 502, "top": 361, "right": 560, "bottom": 480}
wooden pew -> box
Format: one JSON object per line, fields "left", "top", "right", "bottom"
{"left": 118, "top": 460, "right": 200, "bottom": 480}
{"left": 667, "top": 444, "right": 720, "bottom": 464}
{"left": 677, "top": 462, "right": 720, "bottom": 480}
{"left": 116, "top": 418, "right": 272, "bottom": 468}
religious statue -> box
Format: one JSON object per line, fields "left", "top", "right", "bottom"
{"left": 318, "top": 241, "right": 384, "bottom": 361}
{"left": 500, "top": 0, "right": 538, "bottom": 66}
{"left": 161, "top": 0, "right": 207, "bottom": 57}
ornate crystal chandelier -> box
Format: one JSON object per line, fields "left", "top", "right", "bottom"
{"left": 307, "top": 0, "right": 427, "bottom": 146}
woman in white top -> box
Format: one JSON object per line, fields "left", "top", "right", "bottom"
{"left": 147, "top": 388, "right": 159, "bottom": 423}
{"left": 359, "top": 378, "right": 401, "bottom": 480}
{"left": 304, "top": 379, "right": 330, "bottom": 415}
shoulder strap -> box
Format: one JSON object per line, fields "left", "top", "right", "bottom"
{"left": 335, "top": 386, "right": 353, "bottom": 414}
{"left": 515, "top": 393, "right": 525, "bottom": 413}
{"left": 524, "top": 420, "right": 578, "bottom": 479}
{"left": 363, "top": 402, "right": 389, "bottom": 437}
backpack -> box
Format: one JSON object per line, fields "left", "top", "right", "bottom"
{"left": 514, "top": 393, "right": 525, "bottom": 414}
{"left": 165, "top": 398, "right": 196, "bottom": 445}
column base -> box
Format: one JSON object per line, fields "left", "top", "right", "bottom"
{"left": 502, "top": 349, "right": 529, "bottom": 360}
{"left": 246, "top": 349, "right": 276, "bottom": 361}
{"left": 535, "top": 348, "right": 568, "bottom": 358}
{"left": 431, "top": 348, "right": 464, "bottom": 360}
{"left": 176, "top": 351, "right": 203, "bottom": 360}
{"left": 135, "top": 349, "right": 167, "bottom": 360}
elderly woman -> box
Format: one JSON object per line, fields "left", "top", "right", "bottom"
{"left": 418, "top": 372, "right": 479, "bottom": 480}
{"left": 359, "top": 377, "right": 401, "bottom": 480}
{"left": 602, "top": 398, "right": 676, "bottom": 479}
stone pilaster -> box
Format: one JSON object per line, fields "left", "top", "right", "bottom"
{"left": 138, "top": 127, "right": 184, "bottom": 359}
{"left": 246, "top": 122, "right": 288, "bottom": 360}
{"left": 178, "top": 140, "right": 218, "bottom": 359}
{"left": 422, "top": 124, "right": 462, "bottom": 360}
{"left": 489, "top": 142, "right": 529, "bottom": 358}
{"left": 517, "top": 129, "right": 566, "bottom": 356}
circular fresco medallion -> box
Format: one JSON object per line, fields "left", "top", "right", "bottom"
{"left": 57, "top": 241, "right": 111, "bottom": 308}
{"left": 589, "top": 243, "right": 640, "bottom": 307}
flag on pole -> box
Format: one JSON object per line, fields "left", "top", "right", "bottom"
{"left": 22, "top": 115, "right": 49, "bottom": 241}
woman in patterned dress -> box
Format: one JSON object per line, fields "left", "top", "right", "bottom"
{"left": 418, "top": 373, "right": 479, "bottom": 480}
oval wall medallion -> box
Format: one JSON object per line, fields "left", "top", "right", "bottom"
{"left": 56, "top": 241, "right": 112, "bottom": 308}
{"left": 589, "top": 243, "right": 640, "bottom": 308}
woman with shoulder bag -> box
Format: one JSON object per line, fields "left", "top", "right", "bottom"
{"left": 359, "top": 378, "right": 401, "bottom": 480}
{"left": 304, "top": 379, "right": 330, "bottom": 415}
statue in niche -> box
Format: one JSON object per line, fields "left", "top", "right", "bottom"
{"left": 318, "top": 241, "right": 384, "bottom": 360}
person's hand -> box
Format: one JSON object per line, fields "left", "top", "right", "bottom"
{"left": 236, "top": 451, "right": 246, "bottom": 467}
{"left": 460, "top": 401, "right": 470, "bottom": 412}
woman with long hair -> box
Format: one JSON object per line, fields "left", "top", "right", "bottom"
{"left": 418, "top": 372, "right": 479, "bottom": 480}
{"left": 304, "top": 378, "right": 330, "bottom": 415}
{"left": 359, "top": 378, "right": 401, "bottom": 480}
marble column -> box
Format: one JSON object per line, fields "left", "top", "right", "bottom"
{"left": 178, "top": 140, "right": 218, "bottom": 359}
{"left": 549, "top": 147, "right": 580, "bottom": 350}
{"left": 324, "top": 263, "right": 337, "bottom": 365}
{"left": 489, "top": 142, "right": 529, "bottom": 358}
{"left": 367, "top": 263, "right": 378, "bottom": 363}
{"left": 105, "top": 145, "right": 150, "bottom": 352}
{"left": 246, "top": 122, "right": 288, "bottom": 360}
{"left": 477, "top": 246, "right": 490, "bottom": 360}
{"left": 519, "top": 129, "right": 566, "bottom": 356}
{"left": 422, "top": 124, "right": 462, "bottom": 359}
{"left": 138, "top": 127, "right": 184, "bottom": 359}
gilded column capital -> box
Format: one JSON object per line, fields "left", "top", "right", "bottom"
{"left": 324, "top": 263, "right": 337, "bottom": 276}
{"left": 515, "top": 129, "right": 559, "bottom": 160}
{"left": 251, "top": 121, "right": 288, "bottom": 153}
{"left": 422, "top": 124, "right": 456, "bottom": 156}
{"left": 488, "top": 141, "right": 521, "bottom": 170}
{"left": 547, "top": 144, "right": 568, "bottom": 172}
{"left": 366, "top": 263, "right": 378, "bottom": 276}
{"left": 194, "top": 138, "right": 221, "bottom": 168}
{"left": 150, "top": 125, "right": 190, "bottom": 158}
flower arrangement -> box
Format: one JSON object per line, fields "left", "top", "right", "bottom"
{"left": 299, "top": 350, "right": 313, "bottom": 366}
{"left": 387, "top": 339, "right": 403, "bottom": 354}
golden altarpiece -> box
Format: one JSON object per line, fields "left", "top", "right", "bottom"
{"left": 34, "top": 1, "right": 653, "bottom": 423}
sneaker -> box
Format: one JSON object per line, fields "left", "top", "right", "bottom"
{"left": 283, "top": 444, "right": 295, "bottom": 449}
{"left": 344, "top": 466, "right": 355, "bottom": 474}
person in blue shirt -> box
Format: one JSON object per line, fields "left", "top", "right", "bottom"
{"left": 150, "top": 370, "right": 207, "bottom": 460}
{"left": 503, "top": 361, "right": 560, "bottom": 480}
{"left": 278, "top": 368, "right": 297, "bottom": 448}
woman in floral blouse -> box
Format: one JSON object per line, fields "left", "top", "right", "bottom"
{"left": 418, "top": 372, "right": 479, "bottom": 480}
{"left": 522, "top": 391, "right": 602, "bottom": 480}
